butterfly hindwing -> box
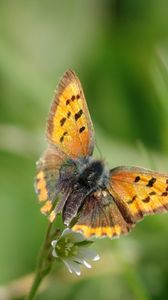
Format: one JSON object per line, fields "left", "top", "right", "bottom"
{"left": 108, "top": 166, "right": 168, "bottom": 223}
{"left": 47, "top": 70, "right": 95, "bottom": 158}
{"left": 72, "top": 190, "right": 133, "bottom": 239}
{"left": 35, "top": 146, "right": 66, "bottom": 221}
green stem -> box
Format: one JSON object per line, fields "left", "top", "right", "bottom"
{"left": 26, "top": 222, "right": 53, "bottom": 300}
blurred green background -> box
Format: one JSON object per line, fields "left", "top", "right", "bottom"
{"left": 1, "top": 0, "right": 168, "bottom": 299}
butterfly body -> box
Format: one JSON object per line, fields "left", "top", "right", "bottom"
{"left": 35, "top": 69, "right": 168, "bottom": 239}
{"left": 55, "top": 157, "right": 108, "bottom": 226}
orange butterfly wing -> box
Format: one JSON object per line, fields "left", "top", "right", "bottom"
{"left": 108, "top": 166, "right": 168, "bottom": 223}
{"left": 72, "top": 166, "right": 168, "bottom": 239}
{"left": 47, "top": 69, "right": 94, "bottom": 158}
{"left": 36, "top": 70, "right": 94, "bottom": 221}
{"left": 72, "top": 190, "right": 133, "bottom": 239}
{"left": 35, "top": 147, "right": 66, "bottom": 221}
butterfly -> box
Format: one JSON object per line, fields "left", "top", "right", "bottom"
{"left": 35, "top": 69, "right": 168, "bottom": 239}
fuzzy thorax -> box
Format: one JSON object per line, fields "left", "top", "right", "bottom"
{"left": 59, "top": 157, "right": 108, "bottom": 226}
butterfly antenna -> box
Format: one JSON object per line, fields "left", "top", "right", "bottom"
{"left": 95, "top": 139, "right": 103, "bottom": 159}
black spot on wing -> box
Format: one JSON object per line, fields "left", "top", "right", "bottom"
{"left": 134, "top": 176, "right": 140, "bottom": 183}
{"left": 142, "top": 196, "right": 150, "bottom": 203}
{"left": 67, "top": 111, "right": 71, "bottom": 118}
{"left": 60, "top": 117, "right": 66, "bottom": 126}
{"left": 149, "top": 191, "right": 156, "bottom": 196}
{"left": 162, "top": 192, "right": 168, "bottom": 197}
{"left": 79, "top": 126, "right": 85, "bottom": 133}
{"left": 127, "top": 195, "right": 137, "bottom": 204}
{"left": 60, "top": 136, "right": 64, "bottom": 143}
{"left": 60, "top": 131, "right": 68, "bottom": 143}
{"left": 74, "top": 109, "right": 83, "bottom": 121}
{"left": 146, "top": 177, "right": 156, "bottom": 187}
{"left": 66, "top": 99, "right": 70, "bottom": 105}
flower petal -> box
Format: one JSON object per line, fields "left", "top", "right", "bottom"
{"left": 79, "top": 258, "right": 92, "bottom": 269}
{"left": 51, "top": 240, "right": 57, "bottom": 247}
{"left": 61, "top": 228, "right": 72, "bottom": 237}
{"left": 62, "top": 259, "right": 72, "bottom": 274}
{"left": 51, "top": 240, "right": 58, "bottom": 257}
{"left": 92, "top": 254, "right": 100, "bottom": 261}
{"left": 82, "top": 260, "right": 92, "bottom": 268}
{"left": 61, "top": 228, "right": 85, "bottom": 243}
{"left": 72, "top": 256, "right": 91, "bottom": 269}
{"left": 52, "top": 248, "right": 57, "bottom": 258}
{"left": 63, "top": 259, "right": 81, "bottom": 276}
{"left": 78, "top": 247, "right": 100, "bottom": 261}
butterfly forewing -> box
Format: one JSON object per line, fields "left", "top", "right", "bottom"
{"left": 47, "top": 70, "right": 95, "bottom": 158}
{"left": 108, "top": 166, "right": 168, "bottom": 223}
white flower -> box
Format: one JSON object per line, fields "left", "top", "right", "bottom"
{"left": 51, "top": 228, "right": 100, "bottom": 276}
